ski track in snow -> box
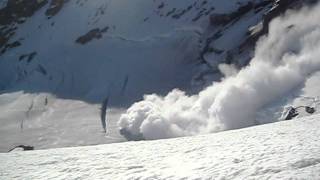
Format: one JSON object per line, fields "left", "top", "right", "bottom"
{"left": 1, "top": 114, "right": 320, "bottom": 179}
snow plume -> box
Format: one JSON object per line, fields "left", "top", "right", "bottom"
{"left": 218, "top": 64, "right": 239, "bottom": 78}
{"left": 118, "top": 4, "right": 320, "bottom": 140}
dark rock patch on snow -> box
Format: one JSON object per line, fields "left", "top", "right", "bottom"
{"left": 8, "top": 145, "right": 34, "bottom": 152}
{"left": 46, "top": 0, "right": 66, "bottom": 18}
{"left": 210, "top": 2, "right": 254, "bottom": 26}
{"left": 75, "top": 27, "right": 109, "bottom": 45}
{"left": 0, "top": 0, "right": 48, "bottom": 25}
{"left": 19, "top": 52, "right": 37, "bottom": 63}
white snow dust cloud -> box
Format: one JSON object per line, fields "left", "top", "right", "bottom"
{"left": 118, "top": 4, "right": 320, "bottom": 140}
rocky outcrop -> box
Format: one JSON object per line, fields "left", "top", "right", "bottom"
{"left": 19, "top": 52, "right": 37, "bottom": 63}
{"left": 198, "top": 0, "right": 317, "bottom": 84}
{"left": 0, "top": 0, "right": 48, "bottom": 25}
{"left": 75, "top": 27, "right": 109, "bottom": 44}
{"left": 46, "top": 0, "right": 66, "bottom": 18}
{"left": 0, "top": 0, "right": 47, "bottom": 56}
{"left": 8, "top": 145, "right": 34, "bottom": 152}
{"left": 262, "top": 0, "right": 297, "bottom": 34}
{"left": 239, "top": 0, "right": 317, "bottom": 53}
{"left": 210, "top": 2, "right": 254, "bottom": 26}
{"left": 1, "top": 40, "right": 21, "bottom": 54}
{"left": 283, "top": 106, "right": 316, "bottom": 120}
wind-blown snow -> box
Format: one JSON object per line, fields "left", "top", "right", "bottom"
{"left": 1, "top": 114, "right": 320, "bottom": 179}
{"left": 119, "top": 4, "right": 320, "bottom": 140}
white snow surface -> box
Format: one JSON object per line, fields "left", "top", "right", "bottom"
{"left": 1, "top": 114, "right": 320, "bottom": 180}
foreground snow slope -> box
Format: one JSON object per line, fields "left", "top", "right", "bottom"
{"left": 1, "top": 114, "right": 320, "bottom": 180}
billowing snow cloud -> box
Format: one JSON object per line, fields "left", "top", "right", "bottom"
{"left": 118, "top": 4, "right": 320, "bottom": 140}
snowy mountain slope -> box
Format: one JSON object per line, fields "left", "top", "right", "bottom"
{"left": 1, "top": 114, "right": 320, "bottom": 180}
{"left": 0, "top": 0, "right": 320, "bottom": 152}
{"left": 0, "top": 0, "right": 282, "bottom": 151}
{"left": 0, "top": 0, "right": 257, "bottom": 105}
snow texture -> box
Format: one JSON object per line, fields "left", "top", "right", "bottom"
{"left": 119, "top": 3, "right": 320, "bottom": 140}
{"left": 1, "top": 114, "right": 320, "bottom": 180}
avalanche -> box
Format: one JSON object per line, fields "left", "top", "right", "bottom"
{"left": 1, "top": 114, "right": 320, "bottom": 179}
{"left": 118, "top": 2, "right": 320, "bottom": 140}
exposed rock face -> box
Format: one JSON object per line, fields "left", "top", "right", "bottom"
{"left": 239, "top": 0, "right": 318, "bottom": 53}
{"left": 210, "top": 2, "right": 254, "bottom": 26}
{"left": 1, "top": 39, "right": 21, "bottom": 54}
{"left": 75, "top": 27, "right": 109, "bottom": 45}
{"left": 8, "top": 145, "right": 34, "bottom": 152}
{"left": 0, "top": 33, "right": 9, "bottom": 49}
{"left": 262, "top": 0, "right": 296, "bottom": 34}
{"left": 45, "top": 0, "right": 66, "bottom": 18}
{"left": 197, "top": 0, "right": 318, "bottom": 84}
{"left": 282, "top": 106, "right": 316, "bottom": 120}
{"left": 19, "top": 52, "right": 37, "bottom": 63}
{"left": 0, "top": 0, "right": 47, "bottom": 55}
{"left": 0, "top": 0, "right": 48, "bottom": 25}
{"left": 284, "top": 107, "right": 299, "bottom": 120}
{"left": 210, "top": 14, "right": 233, "bottom": 26}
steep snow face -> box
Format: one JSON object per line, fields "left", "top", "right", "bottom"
{"left": 119, "top": 3, "right": 320, "bottom": 140}
{"left": 1, "top": 114, "right": 320, "bottom": 179}
{"left": 0, "top": 0, "right": 254, "bottom": 106}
